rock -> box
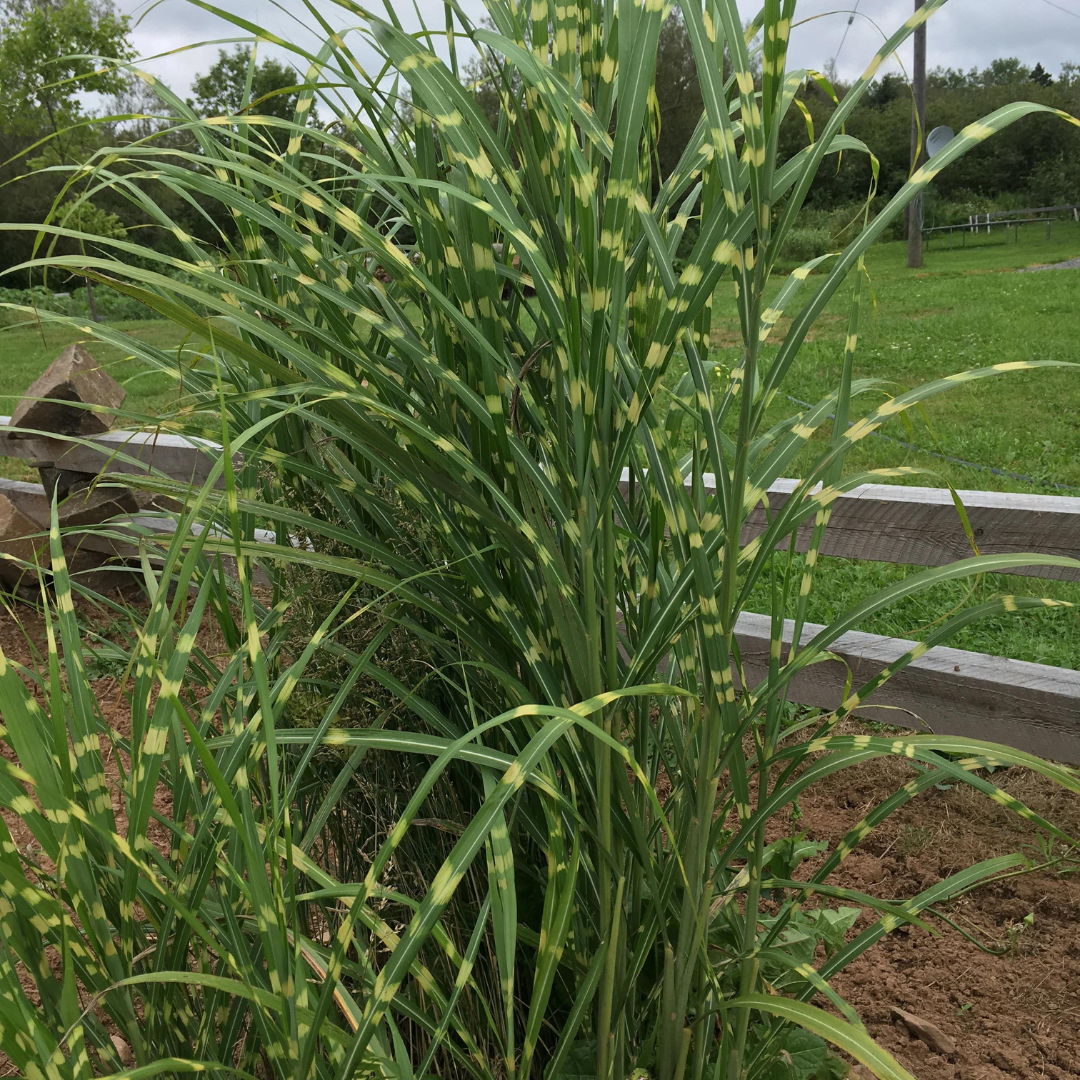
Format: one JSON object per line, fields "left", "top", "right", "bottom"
{"left": 55, "top": 485, "right": 141, "bottom": 594}
{"left": 9, "top": 343, "right": 125, "bottom": 438}
{"left": 0, "top": 493, "right": 47, "bottom": 586}
{"left": 0, "top": 479, "right": 50, "bottom": 526}
{"left": 38, "top": 465, "right": 95, "bottom": 502}
{"left": 63, "top": 547, "right": 137, "bottom": 595}
{"left": 0, "top": 484, "right": 140, "bottom": 594}
{"left": 56, "top": 484, "right": 138, "bottom": 529}
{"left": 890, "top": 1006, "right": 957, "bottom": 1057}
{"left": 109, "top": 1034, "right": 134, "bottom": 1066}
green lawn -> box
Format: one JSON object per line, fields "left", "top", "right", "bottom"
{"left": 0, "top": 318, "right": 187, "bottom": 418}
{"left": 2, "top": 224, "right": 1079, "bottom": 667}
{"left": 714, "top": 222, "right": 1080, "bottom": 496}
{"left": 0, "top": 318, "right": 189, "bottom": 480}
{"left": 709, "top": 222, "right": 1080, "bottom": 669}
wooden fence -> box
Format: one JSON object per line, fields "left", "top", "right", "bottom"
{"left": 969, "top": 203, "right": 1080, "bottom": 227}
{"left": 3, "top": 418, "right": 1080, "bottom": 763}
{"left": 621, "top": 471, "right": 1080, "bottom": 762}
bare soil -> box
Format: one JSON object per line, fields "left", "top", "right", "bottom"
{"left": 0, "top": 600, "right": 177, "bottom": 859}
{"left": 798, "top": 751, "right": 1080, "bottom": 1080}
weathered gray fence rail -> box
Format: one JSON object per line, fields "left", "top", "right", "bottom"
{"left": 619, "top": 471, "right": 1080, "bottom": 581}
{"left": 735, "top": 613, "right": 1080, "bottom": 765}
{"left": 617, "top": 471, "right": 1080, "bottom": 762}
{"left": 747, "top": 479, "right": 1080, "bottom": 581}
{"left": 1, "top": 415, "right": 223, "bottom": 489}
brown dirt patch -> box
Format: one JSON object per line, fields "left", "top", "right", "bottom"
{"left": 0, "top": 597, "right": 178, "bottom": 1074}
{"left": 900, "top": 306, "right": 954, "bottom": 319}
{"left": 0, "top": 597, "right": 177, "bottom": 860}
{"left": 799, "top": 750, "right": 1080, "bottom": 1079}
{"left": 711, "top": 325, "right": 744, "bottom": 348}
{"left": 711, "top": 312, "right": 844, "bottom": 349}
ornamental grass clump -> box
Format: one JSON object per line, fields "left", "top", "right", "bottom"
{"left": 1, "top": 1, "right": 1080, "bottom": 1078}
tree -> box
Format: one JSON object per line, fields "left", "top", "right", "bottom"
{"left": 0, "top": 0, "right": 133, "bottom": 281}
{"left": 928, "top": 66, "right": 978, "bottom": 91}
{"left": 1029, "top": 62, "right": 1054, "bottom": 88}
{"left": 980, "top": 57, "right": 1029, "bottom": 87}
{"left": 865, "top": 72, "right": 907, "bottom": 107}
{"left": 56, "top": 199, "right": 126, "bottom": 321}
{"left": 654, "top": 10, "right": 703, "bottom": 179}
{"left": 0, "top": 0, "right": 132, "bottom": 159}
{"left": 189, "top": 45, "right": 313, "bottom": 150}
{"left": 108, "top": 77, "right": 179, "bottom": 145}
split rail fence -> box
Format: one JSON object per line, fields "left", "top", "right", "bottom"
{"left": 3, "top": 417, "right": 1080, "bottom": 764}
{"left": 924, "top": 203, "right": 1080, "bottom": 250}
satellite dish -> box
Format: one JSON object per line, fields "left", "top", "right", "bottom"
{"left": 926, "top": 125, "right": 955, "bottom": 158}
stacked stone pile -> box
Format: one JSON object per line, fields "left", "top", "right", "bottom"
{"left": 1, "top": 345, "right": 138, "bottom": 590}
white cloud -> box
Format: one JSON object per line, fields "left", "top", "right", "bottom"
{"left": 116, "top": 0, "right": 1077, "bottom": 98}
{"left": 750, "top": 0, "right": 1078, "bottom": 84}
{"left": 118, "top": 0, "right": 488, "bottom": 98}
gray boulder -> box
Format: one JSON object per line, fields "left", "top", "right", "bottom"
{"left": 0, "top": 493, "right": 47, "bottom": 587}
{"left": 9, "top": 343, "right": 125, "bottom": 437}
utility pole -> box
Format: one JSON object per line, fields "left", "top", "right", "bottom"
{"left": 907, "top": 0, "right": 927, "bottom": 268}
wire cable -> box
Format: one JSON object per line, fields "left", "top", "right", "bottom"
{"left": 834, "top": 0, "right": 863, "bottom": 68}
{"left": 1039, "top": 0, "right": 1080, "bottom": 21}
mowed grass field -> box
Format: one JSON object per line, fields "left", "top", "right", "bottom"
{"left": 708, "top": 222, "right": 1080, "bottom": 668}
{"left": 1, "top": 220, "right": 1078, "bottom": 666}
{"left": 712, "top": 224, "right": 1080, "bottom": 495}
{"left": 0, "top": 318, "right": 189, "bottom": 481}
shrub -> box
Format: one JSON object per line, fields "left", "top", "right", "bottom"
{"left": 0, "top": 285, "right": 58, "bottom": 327}
{"left": 781, "top": 225, "right": 833, "bottom": 261}
{"left": 0, "top": 283, "right": 152, "bottom": 325}
{"left": 1028, "top": 152, "right": 1080, "bottom": 207}
{"left": 4, "top": 2, "right": 1079, "bottom": 1079}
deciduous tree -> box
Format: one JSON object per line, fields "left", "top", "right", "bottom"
{"left": 189, "top": 45, "right": 314, "bottom": 151}
{"left": 0, "top": 0, "right": 132, "bottom": 160}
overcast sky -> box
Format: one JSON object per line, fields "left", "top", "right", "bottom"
{"left": 115, "top": 0, "right": 1079, "bottom": 100}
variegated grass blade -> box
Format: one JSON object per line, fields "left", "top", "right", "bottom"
{"left": 0, "top": 1, "right": 1078, "bottom": 1078}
